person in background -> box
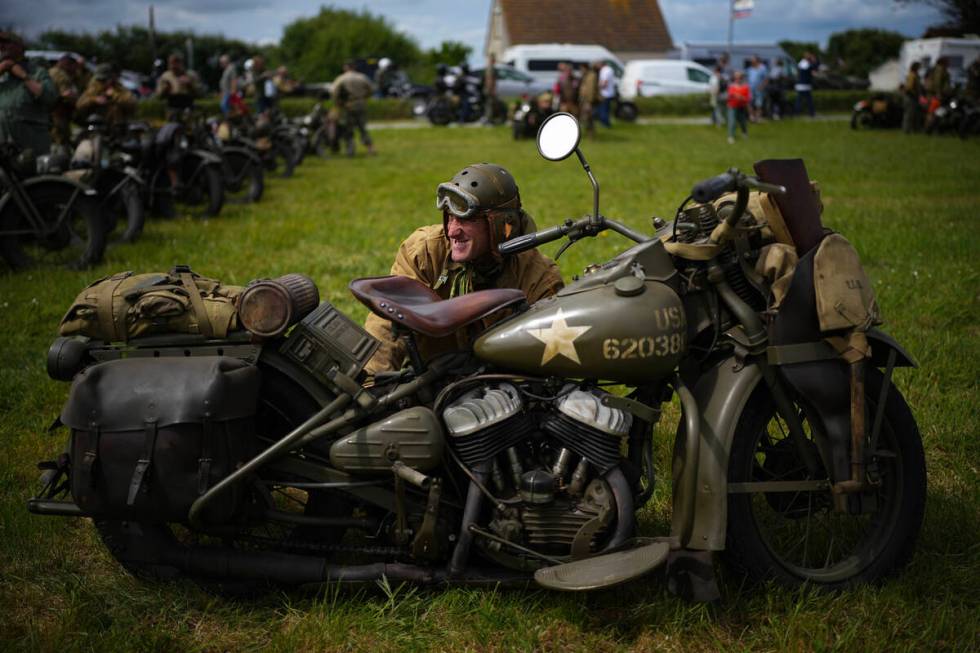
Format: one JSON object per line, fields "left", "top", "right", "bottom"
{"left": 578, "top": 62, "right": 598, "bottom": 138}
{"left": 709, "top": 64, "right": 727, "bottom": 126}
{"left": 250, "top": 55, "right": 275, "bottom": 115}
{"left": 924, "top": 56, "right": 951, "bottom": 132}
{"left": 794, "top": 52, "right": 817, "bottom": 118}
{"left": 597, "top": 59, "right": 615, "bottom": 128}
{"left": 482, "top": 53, "right": 497, "bottom": 125}
{"left": 900, "top": 61, "right": 923, "bottom": 134}
{"left": 218, "top": 54, "right": 238, "bottom": 116}
{"left": 765, "top": 58, "right": 785, "bottom": 120}
{"left": 0, "top": 31, "right": 57, "bottom": 155}
{"left": 48, "top": 54, "right": 80, "bottom": 148}
{"left": 726, "top": 70, "right": 750, "bottom": 144}
{"left": 273, "top": 65, "right": 298, "bottom": 97}
{"left": 72, "top": 63, "right": 137, "bottom": 164}
{"left": 155, "top": 52, "right": 201, "bottom": 110}
{"left": 746, "top": 56, "right": 767, "bottom": 122}
{"left": 363, "top": 163, "right": 562, "bottom": 375}
{"left": 556, "top": 61, "right": 578, "bottom": 114}
{"left": 331, "top": 60, "right": 375, "bottom": 156}
{"left": 374, "top": 57, "right": 395, "bottom": 98}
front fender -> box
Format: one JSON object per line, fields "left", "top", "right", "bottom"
{"left": 189, "top": 148, "right": 223, "bottom": 167}
{"left": 219, "top": 145, "right": 262, "bottom": 167}
{"left": 674, "top": 356, "right": 763, "bottom": 551}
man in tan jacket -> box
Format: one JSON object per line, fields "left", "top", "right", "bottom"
{"left": 331, "top": 60, "right": 375, "bottom": 155}
{"left": 365, "top": 163, "right": 564, "bottom": 374}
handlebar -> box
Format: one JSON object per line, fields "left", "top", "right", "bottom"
{"left": 498, "top": 220, "right": 578, "bottom": 256}
{"left": 498, "top": 215, "right": 651, "bottom": 257}
{"left": 690, "top": 169, "right": 786, "bottom": 203}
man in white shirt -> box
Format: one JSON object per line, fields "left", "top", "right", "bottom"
{"left": 597, "top": 60, "right": 615, "bottom": 127}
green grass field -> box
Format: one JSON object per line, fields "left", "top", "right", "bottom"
{"left": 1, "top": 120, "right": 978, "bottom": 652}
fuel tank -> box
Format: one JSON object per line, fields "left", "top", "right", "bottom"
{"left": 474, "top": 239, "right": 686, "bottom": 385}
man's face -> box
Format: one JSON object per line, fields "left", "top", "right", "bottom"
{"left": 446, "top": 213, "right": 492, "bottom": 263}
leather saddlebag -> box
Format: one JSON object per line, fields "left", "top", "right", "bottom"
{"left": 63, "top": 356, "right": 259, "bottom": 523}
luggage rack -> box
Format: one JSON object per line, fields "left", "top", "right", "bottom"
{"left": 85, "top": 331, "right": 261, "bottom": 364}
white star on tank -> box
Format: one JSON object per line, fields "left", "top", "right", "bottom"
{"left": 527, "top": 309, "right": 591, "bottom": 365}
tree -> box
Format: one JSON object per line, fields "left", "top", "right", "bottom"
{"left": 34, "top": 27, "right": 264, "bottom": 89}
{"left": 278, "top": 7, "right": 421, "bottom": 82}
{"left": 779, "top": 40, "right": 821, "bottom": 64}
{"left": 825, "top": 29, "right": 907, "bottom": 79}
{"left": 898, "top": 0, "right": 980, "bottom": 36}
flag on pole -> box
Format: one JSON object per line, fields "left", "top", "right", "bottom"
{"left": 732, "top": 0, "right": 754, "bottom": 19}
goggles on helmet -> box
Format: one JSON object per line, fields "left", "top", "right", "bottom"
{"left": 436, "top": 183, "right": 484, "bottom": 220}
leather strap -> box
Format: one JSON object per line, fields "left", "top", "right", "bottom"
{"left": 197, "top": 418, "right": 213, "bottom": 495}
{"left": 767, "top": 341, "right": 840, "bottom": 366}
{"left": 127, "top": 420, "right": 158, "bottom": 506}
{"left": 179, "top": 271, "right": 214, "bottom": 338}
{"left": 78, "top": 425, "right": 101, "bottom": 488}
{"left": 94, "top": 271, "right": 131, "bottom": 341}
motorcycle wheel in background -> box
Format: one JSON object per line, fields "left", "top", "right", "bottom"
{"left": 723, "top": 368, "right": 926, "bottom": 588}
{"left": 851, "top": 110, "right": 874, "bottom": 130}
{"left": 427, "top": 97, "right": 453, "bottom": 126}
{"left": 272, "top": 140, "right": 297, "bottom": 178}
{"left": 221, "top": 149, "right": 264, "bottom": 204}
{"left": 111, "top": 179, "right": 146, "bottom": 243}
{"left": 615, "top": 101, "right": 639, "bottom": 122}
{"left": 0, "top": 180, "right": 107, "bottom": 270}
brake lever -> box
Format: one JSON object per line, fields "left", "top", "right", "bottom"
{"left": 554, "top": 240, "right": 573, "bottom": 260}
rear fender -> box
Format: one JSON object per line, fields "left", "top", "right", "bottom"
{"left": 676, "top": 356, "right": 763, "bottom": 551}
{"left": 220, "top": 145, "right": 262, "bottom": 168}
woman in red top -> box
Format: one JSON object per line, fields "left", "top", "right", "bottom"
{"left": 727, "top": 70, "right": 751, "bottom": 143}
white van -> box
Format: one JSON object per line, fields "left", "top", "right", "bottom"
{"left": 619, "top": 59, "right": 714, "bottom": 99}
{"left": 503, "top": 44, "right": 625, "bottom": 88}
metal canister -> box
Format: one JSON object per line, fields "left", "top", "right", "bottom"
{"left": 238, "top": 274, "right": 320, "bottom": 339}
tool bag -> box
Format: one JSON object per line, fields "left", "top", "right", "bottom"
{"left": 62, "top": 356, "right": 260, "bottom": 523}
{"left": 59, "top": 265, "right": 243, "bottom": 342}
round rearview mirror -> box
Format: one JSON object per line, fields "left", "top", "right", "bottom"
{"left": 536, "top": 112, "right": 581, "bottom": 161}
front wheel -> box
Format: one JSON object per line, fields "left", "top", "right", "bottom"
{"left": 851, "top": 110, "right": 874, "bottom": 130}
{"left": 724, "top": 368, "right": 926, "bottom": 588}
{"left": 0, "top": 180, "right": 107, "bottom": 270}
{"left": 184, "top": 162, "right": 225, "bottom": 216}
{"left": 221, "top": 149, "right": 264, "bottom": 204}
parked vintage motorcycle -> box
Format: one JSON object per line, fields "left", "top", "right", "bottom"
{"left": 30, "top": 113, "right": 925, "bottom": 599}
{"left": 512, "top": 93, "right": 555, "bottom": 140}
{"left": 850, "top": 93, "right": 902, "bottom": 130}
{"left": 0, "top": 142, "right": 105, "bottom": 270}
{"left": 68, "top": 115, "right": 146, "bottom": 243}
{"left": 121, "top": 121, "right": 225, "bottom": 218}
{"left": 185, "top": 113, "right": 265, "bottom": 205}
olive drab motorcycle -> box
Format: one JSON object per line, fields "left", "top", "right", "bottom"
{"left": 30, "top": 113, "right": 926, "bottom": 599}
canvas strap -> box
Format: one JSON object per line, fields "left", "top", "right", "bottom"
{"left": 78, "top": 425, "right": 101, "bottom": 488}
{"left": 94, "top": 271, "right": 131, "bottom": 341}
{"left": 179, "top": 271, "right": 214, "bottom": 338}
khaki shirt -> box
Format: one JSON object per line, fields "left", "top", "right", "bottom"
{"left": 364, "top": 224, "right": 564, "bottom": 374}
{"left": 331, "top": 70, "right": 374, "bottom": 112}
{"left": 579, "top": 70, "right": 598, "bottom": 104}
{"left": 155, "top": 69, "right": 201, "bottom": 99}
{"left": 76, "top": 79, "right": 136, "bottom": 127}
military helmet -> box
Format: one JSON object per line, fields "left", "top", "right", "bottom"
{"left": 436, "top": 163, "right": 521, "bottom": 218}
{"left": 437, "top": 163, "right": 533, "bottom": 256}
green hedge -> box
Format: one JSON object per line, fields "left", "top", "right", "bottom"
{"left": 634, "top": 89, "right": 872, "bottom": 116}
{"left": 136, "top": 90, "right": 873, "bottom": 123}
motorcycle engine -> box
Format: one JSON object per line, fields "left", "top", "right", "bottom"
{"left": 442, "top": 383, "right": 632, "bottom": 569}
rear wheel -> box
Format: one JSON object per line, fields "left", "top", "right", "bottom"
{"left": 117, "top": 180, "right": 146, "bottom": 243}
{"left": 273, "top": 139, "right": 297, "bottom": 178}
{"left": 221, "top": 149, "right": 264, "bottom": 204}
{"left": 851, "top": 110, "right": 873, "bottom": 130}
{"left": 182, "top": 161, "right": 225, "bottom": 216}
{"left": 724, "top": 369, "right": 926, "bottom": 588}
{"left": 0, "top": 180, "right": 107, "bottom": 270}
{"left": 428, "top": 98, "right": 453, "bottom": 126}
{"left": 615, "top": 101, "right": 638, "bottom": 122}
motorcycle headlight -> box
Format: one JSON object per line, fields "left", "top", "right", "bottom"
{"left": 179, "top": 136, "right": 189, "bottom": 150}
{"left": 514, "top": 109, "right": 526, "bottom": 120}
{"left": 936, "top": 107, "right": 948, "bottom": 117}
{"left": 303, "top": 116, "right": 314, "bottom": 125}
{"left": 854, "top": 101, "right": 866, "bottom": 111}
{"left": 949, "top": 100, "right": 958, "bottom": 109}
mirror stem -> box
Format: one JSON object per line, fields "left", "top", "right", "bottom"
{"left": 575, "top": 148, "right": 600, "bottom": 225}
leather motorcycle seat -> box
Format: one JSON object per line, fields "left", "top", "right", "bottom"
{"left": 349, "top": 275, "right": 526, "bottom": 338}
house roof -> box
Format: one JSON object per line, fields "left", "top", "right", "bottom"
{"left": 499, "top": 0, "right": 673, "bottom": 53}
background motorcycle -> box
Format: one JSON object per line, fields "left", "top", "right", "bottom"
{"left": 0, "top": 142, "right": 105, "bottom": 269}
{"left": 121, "top": 121, "right": 225, "bottom": 218}
{"left": 67, "top": 114, "right": 146, "bottom": 243}
{"left": 427, "top": 67, "right": 507, "bottom": 126}
{"left": 187, "top": 113, "right": 265, "bottom": 205}
{"left": 31, "top": 114, "right": 925, "bottom": 599}
{"left": 512, "top": 92, "right": 555, "bottom": 140}
{"left": 850, "top": 93, "right": 902, "bottom": 129}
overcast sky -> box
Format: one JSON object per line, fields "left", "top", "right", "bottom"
{"left": 1, "top": 0, "right": 946, "bottom": 57}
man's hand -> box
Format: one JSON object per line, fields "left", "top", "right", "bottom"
{"left": 95, "top": 95, "right": 108, "bottom": 105}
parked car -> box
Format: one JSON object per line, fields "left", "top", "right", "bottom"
{"left": 503, "top": 43, "right": 625, "bottom": 89}
{"left": 619, "top": 59, "right": 713, "bottom": 99}
{"left": 472, "top": 64, "right": 552, "bottom": 98}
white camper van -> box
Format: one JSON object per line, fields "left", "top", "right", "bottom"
{"left": 503, "top": 44, "right": 625, "bottom": 88}
{"left": 619, "top": 59, "right": 714, "bottom": 98}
